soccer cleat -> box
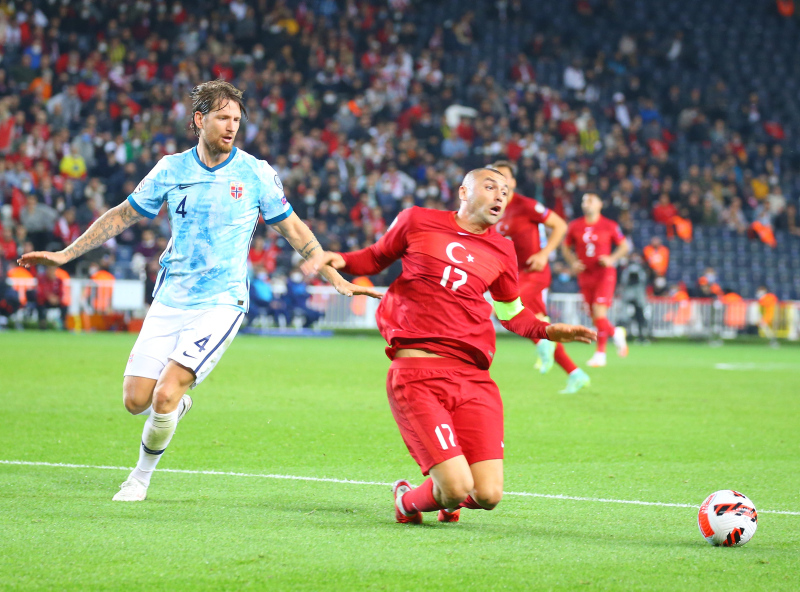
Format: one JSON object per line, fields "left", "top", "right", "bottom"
{"left": 177, "top": 394, "right": 193, "bottom": 422}
{"left": 392, "top": 479, "right": 423, "bottom": 524}
{"left": 560, "top": 368, "right": 591, "bottom": 394}
{"left": 536, "top": 340, "right": 556, "bottom": 374}
{"left": 586, "top": 352, "right": 607, "bottom": 367}
{"left": 112, "top": 476, "right": 148, "bottom": 502}
{"left": 613, "top": 327, "right": 628, "bottom": 357}
{"left": 438, "top": 508, "right": 461, "bottom": 523}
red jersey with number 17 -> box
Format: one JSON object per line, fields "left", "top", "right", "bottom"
{"left": 340, "top": 207, "right": 521, "bottom": 369}
{"left": 496, "top": 192, "right": 552, "bottom": 283}
{"left": 564, "top": 215, "right": 625, "bottom": 275}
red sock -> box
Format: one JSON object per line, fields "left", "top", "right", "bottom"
{"left": 594, "top": 317, "right": 614, "bottom": 353}
{"left": 401, "top": 478, "right": 444, "bottom": 514}
{"left": 554, "top": 343, "right": 578, "bottom": 373}
{"left": 458, "top": 495, "right": 491, "bottom": 510}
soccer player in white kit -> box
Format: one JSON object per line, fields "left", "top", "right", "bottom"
{"left": 19, "top": 80, "right": 379, "bottom": 501}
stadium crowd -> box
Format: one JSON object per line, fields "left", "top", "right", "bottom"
{"left": 1, "top": 0, "right": 799, "bottom": 321}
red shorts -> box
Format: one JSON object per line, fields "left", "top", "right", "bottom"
{"left": 386, "top": 357, "right": 504, "bottom": 476}
{"left": 578, "top": 270, "right": 617, "bottom": 308}
{"left": 519, "top": 277, "right": 550, "bottom": 316}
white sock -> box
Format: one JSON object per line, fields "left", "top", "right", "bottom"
{"left": 131, "top": 408, "right": 179, "bottom": 486}
{"left": 136, "top": 405, "right": 152, "bottom": 416}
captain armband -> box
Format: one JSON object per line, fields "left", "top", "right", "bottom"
{"left": 493, "top": 298, "right": 525, "bottom": 321}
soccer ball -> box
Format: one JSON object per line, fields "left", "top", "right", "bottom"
{"left": 697, "top": 490, "right": 758, "bottom": 547}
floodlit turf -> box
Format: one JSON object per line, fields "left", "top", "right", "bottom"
{"left": 1, "top": 331, "right": 798, "bottom": 591}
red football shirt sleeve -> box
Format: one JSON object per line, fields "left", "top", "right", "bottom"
{"left": 339, "top": 208, "right": 412, "bottom": 275}
{"left": 500, "top": 307, "right": 550, "bottom": 341}
{"left": 529, "top": 201, "right": 551, "bottom": 224}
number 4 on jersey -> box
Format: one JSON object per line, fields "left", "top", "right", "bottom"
{"left": 176, "top": 197, "right": 188, "bottom": 218}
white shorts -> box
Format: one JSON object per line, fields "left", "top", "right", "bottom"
{"left": 125, "top": 301, "right": 244, "bottom": 389}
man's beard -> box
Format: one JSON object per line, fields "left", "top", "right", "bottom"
{"left": 214, "top": 138, "right": 233, "bottom": 154}
{"left": 211, "top": 136, "right": 234, "bottom": 154}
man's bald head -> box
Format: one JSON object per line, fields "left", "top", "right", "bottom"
{"left": 461, "top": 167, "right": 506, "bottom": 195}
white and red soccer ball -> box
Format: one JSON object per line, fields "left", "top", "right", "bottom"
{"left": 697, "top": 490, "right": 758, "bottom": 547}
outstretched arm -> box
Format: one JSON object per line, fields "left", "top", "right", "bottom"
{"left": 494, "top": 298, "right": 596, "bottom": 343}
{"left": 272, "top": 212, "right": 382, "bottom": 299}
{"left": 18, "top": 200, "right": 144, "bottom": 268}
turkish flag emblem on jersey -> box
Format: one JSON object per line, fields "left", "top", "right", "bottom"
{"left": 230, "top": 182, "right": 244, "bottom": 200}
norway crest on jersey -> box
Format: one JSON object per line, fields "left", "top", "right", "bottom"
{"left": 230, "top": 182, "right": 244, "bottom": 201}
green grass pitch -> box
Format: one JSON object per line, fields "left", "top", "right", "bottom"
{"left": 1, "top": 331, "right": 798, "bottom": 591}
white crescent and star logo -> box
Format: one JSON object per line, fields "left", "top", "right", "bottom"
{"left": 446, "top": 241, "right": 474, "bottom": 263}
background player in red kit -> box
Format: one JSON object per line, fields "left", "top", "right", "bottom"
{"left": 491, "top": 161, "right": 590, "bottom": 394}
{"left": 562, "top": 193, "right": 630, "bottom": 367}
{"left": 304, "top": 168, "right": 596, "bottom": 525}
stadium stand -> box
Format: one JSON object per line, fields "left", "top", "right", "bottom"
{"left": 1, "top": 0, "right": 799, "bottom": 313}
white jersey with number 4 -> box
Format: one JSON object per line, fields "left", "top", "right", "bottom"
{"left": 128, "top": 147, "right": 292, "bottom": 312}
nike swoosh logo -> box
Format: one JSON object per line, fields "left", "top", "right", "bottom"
{"left": 182, "top": 351, "right": 197, "bottom": 358}
{"left": 178, "top": 183, "right": 201, "bottom": 189}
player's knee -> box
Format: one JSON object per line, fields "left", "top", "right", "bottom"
{"left": 473, "top": 485, "right": 503, "bottom": 510}
{"left": 122, "top": 393, "right": 142, "bottom": 415}
{"left": 436, "top": 479, "right": 473, "bottom": 508}
{"left": 152, "top": 385, "right": 182, "bottom": 414}
{"left": 122, "top": 381, "right": 151, "bottom": 415}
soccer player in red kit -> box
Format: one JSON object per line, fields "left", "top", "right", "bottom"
{"left": 491, "top": 161, "right": 590, "bottom": 394}
{"left": 562, "top": 193, "right": 630, "bottom": 367}
{"left": 304, "top": 168, "right": 596, "bottom": 525}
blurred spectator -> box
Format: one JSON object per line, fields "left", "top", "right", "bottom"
{"left": 652, "top": 194, "right": 677, "bottom": 225}
{"left": 59, "top": 144, "right": 87, "bottom": 180}
{"left": 35, "top": 266, "right": 66, "bottom": 330}
{"left": 721, "top": 197, "right": 748, "bottom": 234}
{"left": 20, "top": 194, "right": 57, "bottom": 250}
{"left": 284, "top": 267, "right": 323, "bottom": 328}
{"left": 53, "top": 208, "right": 80, "bottom": 250}
{"left": 619, "top": 252, "right": 651, "bottom": 342}
{"left": 774, "top": 203, "right": 800, "bottom": 236}
{"left": 643, "top": 236, "right": 669, "bottom": 292}
{"left": 694, "top": 268, "right": 723, "bottom": 299}
{"left": 756, "top": 285, "right": 779, "bottom": 347}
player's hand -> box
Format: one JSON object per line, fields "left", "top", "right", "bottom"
{"left": 598, "top": 255, "right": 614, "bottom": 268}
{"left": 545, "top": 323, "right": 597, "bottom": 344}
{"left": 570, "top": 260, "right": 586, "bottom": 273}
{"left": 17, "top": 251, "right": 69, "bottom": 268}
{"left": 526, "top": 252, "right": 549, "bottom": 272}
{"left": 331, "top": 276, "right": 383, "bottom": 299}
{"left": 301, "top": 250, "right": 345, "bottom": 275}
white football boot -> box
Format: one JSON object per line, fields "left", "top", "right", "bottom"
{"left": 586, "top": 352, "right": 607, "bottom": 367}
{"left": 112, "top": 476, "right": 148, "bottom": 502}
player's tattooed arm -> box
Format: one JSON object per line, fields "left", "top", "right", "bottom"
{"left": 297, "top": 238, "right": 322, "bottom": 261}
{"left": 271, "top": 212, "right": 382, "bottom": 299}
{"left": 63, "top": 201, "right": 144, "bottom": 262}
{"left": 18, "top": 201, "right": 145, "bottom": 268}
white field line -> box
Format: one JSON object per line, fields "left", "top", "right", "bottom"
{"left": 2, "top": 459, "right": 799, "bottom": 516}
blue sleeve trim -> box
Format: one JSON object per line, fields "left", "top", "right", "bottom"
{"left": 264, "top": 206, "right": 293, "bottom": 225}
{"left": 127, "top": 195, "right": 157, "bottom": 219}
